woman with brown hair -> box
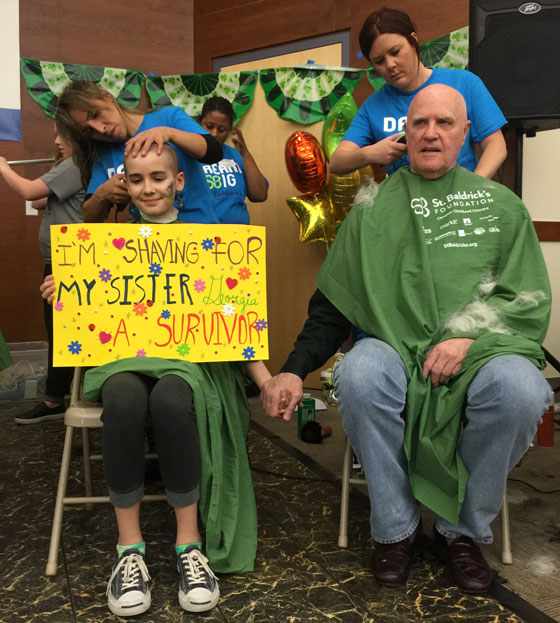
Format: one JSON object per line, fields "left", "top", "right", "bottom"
{"left": 330, "top": 7, "right": 507, "bottom": 179}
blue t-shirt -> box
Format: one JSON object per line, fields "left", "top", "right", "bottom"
{"left": 87, "top": 106, "right": 219, "bottom": 223}
{"left": 343, "top": 68, "right": 507, "bottom": 175}
{"left": 200, "top": 144, "right": 250, "bottom": 225}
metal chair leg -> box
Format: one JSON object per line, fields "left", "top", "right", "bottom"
{"left": 338, "top": 438, "right": 353, "bottom": 548}
{"left": 501, "top": 492, "right": 512, "bottom": 564}
{"left": 45, "top": 425, "right": 74, "bottom": 576}
{"left": 82, "top": 428, "right": 93, "bottom": 512}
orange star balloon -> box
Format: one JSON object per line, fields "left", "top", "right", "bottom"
{"left": 286, "top": 189, "right": 335, "bottom": 244}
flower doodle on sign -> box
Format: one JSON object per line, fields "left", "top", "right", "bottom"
{"left": 133, "top": 302, "right": 147, "bottom": 316}
{"left": 77, "top": 228, "right": 91, "bottom": 241}
{"left": 138, "top": 225, "right": 152, "bottom": 238}
{"left": 177, "top": 343, "right": 190, "bottom": 357}
{"left": 68, "top": 341, "right": 82, "bottom": 355}
{"left": 202, "top": 237, "right": 214, "bottom": 250}
{"left": 194, "top": 279, "right": 206, "bottom": 293}
{"left": 54, "top": 301, "right": 64, "bottom": 311}
{"left": 99, "top": 268, "right": 112, "bottom": 282}
{"left": 243, "top": 346, "right": 256, "bottom": 360}
{"left": 238, "top": 267, "right": 251, "bottom": 280}
{"left": 255, "top": 319, "right": 268, "bottom": 332}
{"left": 149, "top": 262, "right": 162, "bottom": 276}
{"left": 222, "top": 303, "right": 235, "bottom": 317}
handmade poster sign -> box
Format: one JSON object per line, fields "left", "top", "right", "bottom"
{"left": 51, "top": 223, "right": 268, "bottom": 366}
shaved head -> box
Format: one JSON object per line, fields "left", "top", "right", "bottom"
{"left": 405, "top": 84, "right": 470, "bottom": 179}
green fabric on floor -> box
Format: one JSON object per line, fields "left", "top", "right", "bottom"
{"left": 84, "top": 357, "right": 257, "bottom": 573}
{"left": 317, "top": 166, "right": 550, "bottom": 524}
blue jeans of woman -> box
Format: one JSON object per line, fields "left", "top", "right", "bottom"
{"left": 334, "top": 337, "right": 552, "bottom": 544}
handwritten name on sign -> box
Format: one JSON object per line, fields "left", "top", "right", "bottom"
{"left": 51, "top": 223, "right": 268, "bottom": 366}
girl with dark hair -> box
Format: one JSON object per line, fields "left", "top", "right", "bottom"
{"left": 55, "top": 80, "right": 223, "bottom": 224}
{"left": 330, "top": 7, "right": 507, "bottom": 179}
{"left": 198, "top": 96, "right": 268, "bottom": 225}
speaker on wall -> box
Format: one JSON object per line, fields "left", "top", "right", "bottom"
{"left": 469, "top": 0, "right": 560, "bottom": 131}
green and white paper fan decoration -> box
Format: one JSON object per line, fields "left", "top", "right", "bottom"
{"left": 145, "top": 71, "right": 258, "bottom": 121}
{"left": 21, "top": 59, "right": 144, "bottom": 118}
{"left": 259, "top": 66, "right": 363, "bottom": 124}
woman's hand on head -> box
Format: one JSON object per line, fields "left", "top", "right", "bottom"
{"left": 124, "top": 127, "right": 172, "bottom": 158}
{"left": 95, "top": 174, "right": 130, "bottom": 204}
{"left": 40, "top": 274, "right": 56, "bottom": 305}
{"left": 231, "top": 127, "right": 249, "bottom": 157}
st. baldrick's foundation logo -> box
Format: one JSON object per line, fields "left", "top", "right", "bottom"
{"left": 410, "top": 197, "right": 430, "bottom": 217}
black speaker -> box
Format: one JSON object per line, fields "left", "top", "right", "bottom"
{"left": 469, "top": 0, "right": 560, "bottom": 131}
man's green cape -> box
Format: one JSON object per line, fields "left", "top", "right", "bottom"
{"left": 317, "top": 166, "right": 550, "bottom": 524}
{"left": 84, "top": 358, "right": 257, "bottom": 573}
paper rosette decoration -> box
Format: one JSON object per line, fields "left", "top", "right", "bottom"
{"left": 285, "top": 131, "right": 327, "bottom": 195}
{"left": 20, "top": 59, "right": 144, "bottom": 118}
{"left": 367, "top": 26, "right": 469, "bottom": 91}
{"left": 260, "top": 66, "right": 363, "bottom": 124}
{"left": 321, "top": 92, "right": 358, "bottom": 161}
{"left": 145, "top": 71, "right": 258, "bottom": 122}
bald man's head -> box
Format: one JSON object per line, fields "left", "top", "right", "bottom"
{"left": 405, "top": 84, "right": 470, "bottom": 179}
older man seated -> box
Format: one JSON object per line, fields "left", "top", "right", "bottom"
{"left": 261, "top": 84, "right": 552, "bottom": 593}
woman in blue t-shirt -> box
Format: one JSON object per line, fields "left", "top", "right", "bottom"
{"left": 330, "top": 7, "right": 507, "bottom": 179}
{"left": 198, "top": 97, "right": 268, "bottom": 224}
{"left": 55, "top": 80, "right": 223, "bottom": 224}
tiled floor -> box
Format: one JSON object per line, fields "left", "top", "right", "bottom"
{"left": 0, "top": 398, "right": 557, "bottom": 623}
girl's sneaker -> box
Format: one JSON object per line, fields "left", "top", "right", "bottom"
{"left": 177, "top": 545, "right": 220, "bottom": 612}
{"left": 106, "top": 549, "right": 151, "bottom": 616}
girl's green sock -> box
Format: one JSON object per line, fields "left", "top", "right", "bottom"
{"left": 175, "top": 542, "right": 202, "bottom": 555}
{"left": 117, "top": 541, "right": 146, "bottom": 558}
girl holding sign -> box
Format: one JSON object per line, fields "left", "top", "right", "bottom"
{"left": 0, "top": 127, "right": 85, "bottom": 424}
{"left": 55, "top": 80, "right": 223, "bottom": 224}
{"left": 42, "top": 143, "right": 270, "bottom": 617}
{"left": 198, "top": 96, "right": 268, "bottom": 224}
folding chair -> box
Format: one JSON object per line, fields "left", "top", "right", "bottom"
{"left": 338, "top": 436, "right": 513, "bottom": 564}
{"left": 45, "top": 367, "right": 165, "bottom": 576}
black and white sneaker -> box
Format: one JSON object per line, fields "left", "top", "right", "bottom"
{"left": 177, "top": 545, "right": 220, "bottom": 612}
{"left": 106, "top": 549, "right": 151, "bottom": 617}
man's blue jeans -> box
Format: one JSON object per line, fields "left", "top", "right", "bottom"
{"left": 334, "top": 337, "right": 552, "bottom": 544}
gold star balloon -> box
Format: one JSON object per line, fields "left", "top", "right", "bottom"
{"left": 286, "top": 189, "right": 335, "bottom": 244}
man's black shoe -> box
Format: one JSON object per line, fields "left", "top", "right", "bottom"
{"left": 371, "top": 525, "right": 422, "bottom": 586}
{"left": 433, "top": 529, "right": 493, "bottom": 593}
{"left": 14, "top": 401, "right": 66, "bottom": 425}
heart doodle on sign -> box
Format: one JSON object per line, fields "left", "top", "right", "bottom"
{"left": 112, "top": 238, "right": 126, "bottom": 250}
{"left": 226, "top": 278, "right": 238, "bottom": 290}
{"left": 99, "top": 331, "right": 112, "bottom": 344}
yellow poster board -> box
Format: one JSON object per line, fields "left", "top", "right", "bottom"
{"left": 51, "top": 223, "right": 268, "bottom": 366}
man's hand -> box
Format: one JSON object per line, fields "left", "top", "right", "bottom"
{"left": 40, "top": 274, "right": 56, "bottom": 304}
{"left": 422, "top": 338, "right": 474, "bottom": 387}
{"left": 260, "top": 372, "right": 303, "bottom": 421}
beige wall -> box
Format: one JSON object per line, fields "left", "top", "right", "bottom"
{"left": 522, "top": 131, "right": 560, "bottom": 377}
